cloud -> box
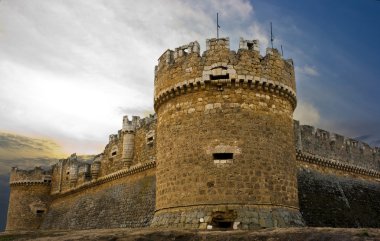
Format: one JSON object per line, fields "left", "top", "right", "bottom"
{"left": 0, "top": 132, "right": 64, "bottom": 175}
{"left": 296, "top": 65, "right": 319, "bottom": 78}
{"left": 0, "top": 0, "right": 265, "bottom": 155}
{"left": 294, "top": 101, "right": 320, "bottom": 126}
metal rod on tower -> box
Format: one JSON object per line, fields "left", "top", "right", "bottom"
{"left": 270, "top": 22, "right": 274, "bottom": 49}
{"left": 217, "top": 13, "right": 218, "bottom": 38}
{"left": 217, "top": 12, "right": 220, "bottom": 38}
{"left": 281, "top": 45, "right": 284, "bottom": 56}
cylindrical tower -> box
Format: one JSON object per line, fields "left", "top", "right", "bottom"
{"left": 122, "top": 115, "right": 139, "bottom": 168}
{"left": 151, "top": 38, "right": 303, "bottom": 229}
{"left": 6, "top": 167, "right": 52, "bottom": 231}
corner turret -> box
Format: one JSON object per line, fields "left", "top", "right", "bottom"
{"left": 6, "top": 167, "right": 52, "bottom": 231}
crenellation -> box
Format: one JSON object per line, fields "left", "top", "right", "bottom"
{"left": 239, "top": 38, "right": 260, "bottom": 52}
{"left": 109, "top": 134, "right": 118, "bottom": 142}
{"left": 10, "top": 166, "right": 52, "bottom": 184}
{"left": 173, "top": 41, "right": 200, "bottom": 59}
{"left": 206, "top": 37, "right": 230, "bottom": 51}
{"left": 122, "top": 115, "right": 140, "bottom": 132}
{"left": 295, "top": 122, "right": 380, "bottom": 171}
{"left": 154, "top": 38, "right": 297, "bottom": 112}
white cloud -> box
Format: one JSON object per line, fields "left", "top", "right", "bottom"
{"left": 296, "top": 65, "right": 319, "bottom": 78}
{"left": 294, "top": 101, "right": 320, "bottom": 126}
{"left": 0, "top": 0, "right": 265, "bottom": 155}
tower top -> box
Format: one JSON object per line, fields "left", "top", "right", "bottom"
{"left": 154, "top": 37, "right": 296, "bottom": 111}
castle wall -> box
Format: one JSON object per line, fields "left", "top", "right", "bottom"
{"left": 132, "top": 117, "right": 156, "bottom": 165}
{"left": 293, "top": 120, "right": 380, "bottom": 228}
{"left": 297, "top": 168, "right": 380, "bottom": 227}
{"left": 41, "top": 167, "right": 155, "bottom": 229}
{"left": 100, "top": 132, "right": 124, "bottom": 176}
{"left": 294, "top": 121, "right": 380, "bottom": 171}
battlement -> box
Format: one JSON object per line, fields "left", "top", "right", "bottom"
{"left": 294, "top": 120, "right": 380, "bottom": 171}
{"left": 10, "top": 166, "right": 52, "bottom": 185}
{"left": 122, "top": 115, "right": 140, "bottom": 132}
{"left": 154, "top": 37, "right": 296, "bottom": 111}
{"left": 239, "top": 38, "right": 259, "bottom": 51}
{"left": 206, "top": 37, "right": 230, "bottom": 50}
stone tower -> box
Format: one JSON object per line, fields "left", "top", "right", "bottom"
{"left": 152, "top": 37, "right": 304, "bottom": 229}
{"left": 6, "top": 167, "right": 52, "bottom": 231}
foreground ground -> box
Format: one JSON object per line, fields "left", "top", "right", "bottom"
{"left": 1, "top": 227, "right": 380, "bottom": 241}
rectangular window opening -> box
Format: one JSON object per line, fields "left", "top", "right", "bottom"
{"left": 213, "top": 153, "right": 233, "bottom": 160}
{"left": 210, "top": 74, "right": 229, "bottom": 80}
{"left": 111, "top": 151, "right": 117, "bottom": 156}
{"left": 36, "top": 210, "right": 45, "bottom": 217}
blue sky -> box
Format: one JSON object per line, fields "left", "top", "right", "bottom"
{"left": 0, "top": 0, "right": 379, "bottom": 231}
{"left": 254, "top": 0, "right": 380, "bottom": 144}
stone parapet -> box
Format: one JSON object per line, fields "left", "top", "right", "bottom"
{"left": 51, "top": 161, "right": 156, "bottom": 198}
{"left": 296, "top": 150, "right": 380, "bottom": 178}
{"left": 154, "top": 38, "right": 296, "bottom": 111}
{"left": 9, "top": 167, "right": 52, "bottom": 185}
{"left": 294, "top": 120, "right": 380, "bottom": 171}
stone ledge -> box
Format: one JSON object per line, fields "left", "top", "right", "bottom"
{"left": 50, "top": 161, "right": 156, "bottom": 198}
{"left": 296, "top": 150, "right": 380, "bottom": 178}
{"left": 154, "top": 77, "right": 297, "bottom": 111}
{"left": 10, "top": 180, "right": 51, "bottom": 186}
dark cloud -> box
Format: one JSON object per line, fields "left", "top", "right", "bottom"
{"left": 0, "top": 132, "right": 60, "bottom": 151}
{"left": 0, "top": 132, "right": 63, "bottom": 175}
{"left": 0, "top": 132, "right": 95, "bottom": 231}
{"left": 0, "top": 174, "right": 10, "bottom": 232}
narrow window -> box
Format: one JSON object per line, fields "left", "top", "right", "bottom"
{"left": 210, "top": 73, "right": 229, "bottom": 80}
{"left": 213, "top": 153, "right": 234, "bottom": 164}
{"left": 213, "top": 153, "right": 233, "bottom": 160}
{"left": 36, "top": 210, "right": 45, "bottom": 217}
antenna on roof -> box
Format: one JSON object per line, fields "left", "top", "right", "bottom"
{"left": 281, "top": 45, "right": 284, "bottom": 56}
{"left": 270, "top": 22, "right": 274, "bottom": 49}
{"left": 217, "top": 13, "right": 220, "bottom": 38}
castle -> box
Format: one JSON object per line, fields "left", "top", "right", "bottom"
{"left": 6, "top": 37, "right": 380, "bottom": 231}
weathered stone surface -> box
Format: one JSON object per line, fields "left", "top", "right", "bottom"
{"left": 298, "top": 168, "right": 380, "bottom": 228}
{"left": 41, "top": 169, "right": 155, "bottom": 230}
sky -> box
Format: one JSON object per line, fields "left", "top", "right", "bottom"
{"left": 0, "top": 0, "right": 379, "bottom": 231}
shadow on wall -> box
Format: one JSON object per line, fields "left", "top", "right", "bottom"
{"left": 298, "top": 169, "right": 380, "bottom": 228}
{"left": 0, "top": 174, "right": 10, "bottom": 232}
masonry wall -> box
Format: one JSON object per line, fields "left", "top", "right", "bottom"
{"left": 131, "top": 117, "right": 156, "bottom": 165}
{"left": 6, "top": 184, "right": 51, "bottom": 231}
{"left": 100, "top": 132, "right": 124, "bottom": 176}
{"left": 294, "top": 121, "right": 380, "bottom": 171}
{"left": 41, "top": 168, "right": 155, "bottom": 229}
{"left": 297, "top": 168, "right": 380, "bottom": 227}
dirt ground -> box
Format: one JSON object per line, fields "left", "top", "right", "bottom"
{"left": 1, "top": 227, "right": 380, "bottom": 241}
